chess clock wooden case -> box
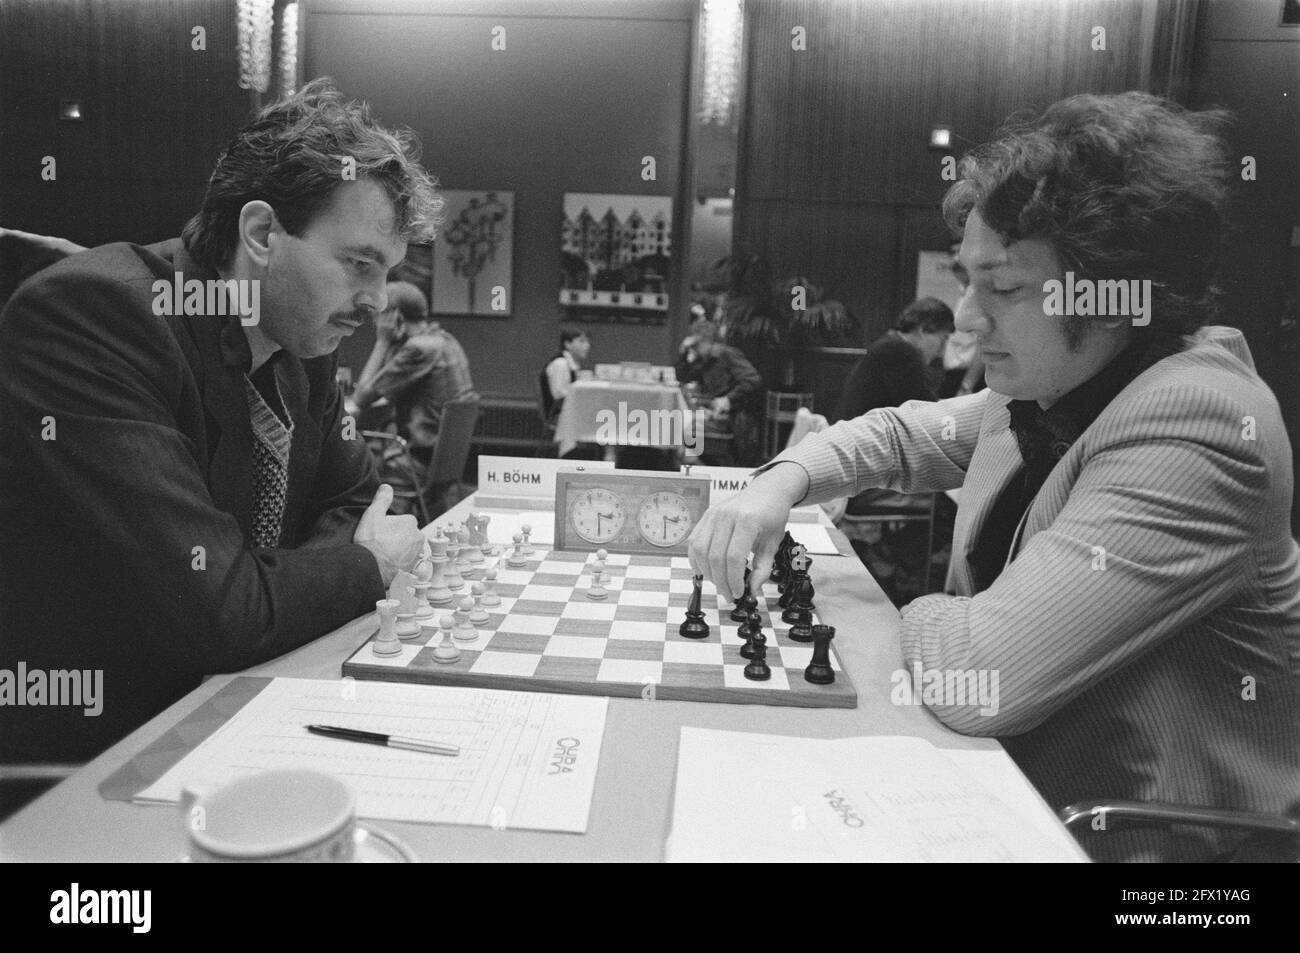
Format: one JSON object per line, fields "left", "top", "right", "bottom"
{"left": 554, "top": 469, "right": 711, "bottom": 557}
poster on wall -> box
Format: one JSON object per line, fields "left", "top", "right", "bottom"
{"left": 560, "top": 193, "right": 671, "bottom": 318}
{"left": 431, "top": 189, "right": 514, "bottom": 316}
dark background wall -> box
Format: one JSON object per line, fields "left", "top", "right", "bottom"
{"left": 0, "top": 0, "right": 250, "bottom": 248}
{"left": 305, "top": 0, "right": 696, "bottom": 396}
{"left": 733, "top": 0, "right": 1160, "bottom": 343}
{"left": 1189, "top": 0, "right": 1300, "bottom": 531}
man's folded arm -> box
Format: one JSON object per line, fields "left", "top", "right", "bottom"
{"left": 898, "top": 385, "right": 1266, "bottom": 736}
{"left": 0, "top": 273, "right": 385, "bottom": 672}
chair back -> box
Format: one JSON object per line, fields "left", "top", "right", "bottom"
{"left": 423, "top": 400, "right": 480, "bottom": 487}
{"left": 537, "top": 368, "right": 557, "bottom": 429}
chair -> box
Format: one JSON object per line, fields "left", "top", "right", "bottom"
{"left": 763, "top": 392, "right": 816, "bottom": 460}
{"left": 363, "top": 399, "right": 480, "bottom": 524}
{"left": 838, "top": 493, "right": 940, "bottom": 593}
{"left": 1057, "top": 800, "right": 1300, "bottom": 862}
{"left": 536, "top": 368, "right": 558, "bottom": 456}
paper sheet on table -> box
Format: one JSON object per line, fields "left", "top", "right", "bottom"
{"left": 785, "top": 522, "right": 842, "bottom": 555}
{"left": 136, "top": 678, "right": 607, "bottom": 833}
{"left": 666, "top": 729, "right": 1086, "bottom": 862}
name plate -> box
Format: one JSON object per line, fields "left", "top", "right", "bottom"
{"left": 475, "top": 456, "right": 614, "bottom": 509}
{"left": 682, "top": 464, "right": 822, "bottom": 522}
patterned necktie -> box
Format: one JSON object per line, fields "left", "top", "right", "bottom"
{"left": 243, "top": 366, "right": 293, "bottom": 548}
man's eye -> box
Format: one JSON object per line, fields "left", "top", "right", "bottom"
{"left": 350, "top": 258, "right": 371, "bottom": 271}
{"left": 993, "top": 286, "right": 1021, "bottom": 297}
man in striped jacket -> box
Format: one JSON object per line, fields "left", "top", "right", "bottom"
{"left": 689, "top": 92, "right": 1300, "bottom": 862}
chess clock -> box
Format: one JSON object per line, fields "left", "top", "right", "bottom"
{"left": 554, "top": 468, "right": 711, "bottom": 557}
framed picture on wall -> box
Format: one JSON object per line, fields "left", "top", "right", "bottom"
{"left": 431, "top": 189, "right": 514, "bottom": 316}
{"left": 560, "top": 192, "right": 671, "bottom": 314}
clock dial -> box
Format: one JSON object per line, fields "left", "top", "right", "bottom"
{"left": 637, "top": 491, "right": 694, "bottom": 548}
{"left": 568, "top": 488, "right": 627, "bottom": 544}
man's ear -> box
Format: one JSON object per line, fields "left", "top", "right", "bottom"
{"left": 236, "top": 201, "right": 277, "bottom": 270}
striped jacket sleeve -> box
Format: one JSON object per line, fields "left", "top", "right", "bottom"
{"left": 899, "top": 382, "right": 1267, "bottom": 737}
{"left": 759, "top": 391, "right": 988, "bottom": 505}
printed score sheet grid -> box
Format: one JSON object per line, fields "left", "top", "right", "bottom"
{"left": 137, "top": 678, "right": 608, "bottom": 833}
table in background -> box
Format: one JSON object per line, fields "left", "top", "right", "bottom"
{"left": 553, "top": 379, "right": 691, "bottom": 459}
{"left": 0, "top": 498, "right": 1081, "bottom": 862}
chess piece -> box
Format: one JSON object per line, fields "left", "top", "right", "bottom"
{"left": 730, "top": 569, "right": 756, "bottom": 623}
{"left": 394, "top": 580, "right": 421, "bottom": 639}
{"left": 804, "top": 625, "right": 835, "bottom": 685}
{"left": 739, "top": 609, "right": 761, "bottom": 658}
{"left": 431, "top": 616, "right": 461, "bottom": 664}
{"left": 453, "top": 595, "right": 477, "bottom": 642}
{"left": 520, "top": 524, "right": 534, "bottom": 555}
{"left": 679, "top": 574, "right": 710, "bottom": 639}
{"left": 743, "top": 627, "right": 771, "bottom": 681}
{"left": 413, "top": 541, "right": 434, "bottom": 584}
{"left": 427, "top": 547, "right": 452, "bottom": 606}
{"left": 586, "top": 559, "right": 608, "bottom": 601}
{"left": 469, "top": 583, "right": 490, "bottom": 624}
{"left": 444, "top": 540, "right": 465, "bottom": 590}
{"left": 372, "top": 599, "right": 402, "bottom": 656}
{"left": 413, "top": 580, "right": 435, "bottom": 619}
{"left": 779, "top": 546, "right": 809, "bottom": 609}
{"left": 455, "top": 530, "right": 477, "bottom": 578}
{"left": 480, "top": 567, "right": 501, "bottom": 607}
{"left": 507, "top": 533, "right": 528, "bottom": 568}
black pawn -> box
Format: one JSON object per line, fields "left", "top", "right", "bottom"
{"left": 743, "top": 629, "right": 771, "bottom": 681}
{"left": 739, "top": 610, "right": 761, "bottom": 659}
{"left": 804, "top": 625, "right": 835, "bottom": 685}
{"left": 782, "top": 574, "right": 815, "bottom": 628}
{"left": 679, "top": 574, "right": 710, "bottom": 639}
{"left": 730, "top": 568, "right": 754, "bottom": 622}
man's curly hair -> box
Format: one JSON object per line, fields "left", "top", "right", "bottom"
{"left": 942, "top": 92, "right": 1232, "bottom": 350}
{"left": 183, "top": 78, "right": 443, "bottom": 270}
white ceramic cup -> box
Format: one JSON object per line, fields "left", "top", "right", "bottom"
{"left": 181, "top": 769, "right": 357, "bottom": 863}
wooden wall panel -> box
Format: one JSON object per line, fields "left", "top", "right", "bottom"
{"left": 735, "top": 0, "right": 1155, "bottom": 339}
{"left": 0, "top": 0, "right": 249, "bottom": 247}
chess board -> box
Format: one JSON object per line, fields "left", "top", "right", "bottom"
{"left": 343, "top": 549, "right": 857, "bottom": 708}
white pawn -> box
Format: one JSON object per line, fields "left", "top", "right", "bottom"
{"left": 453, "top": 596, "right": 478, "bottom": 642}
{"left": 507, "top": 532, "right": 528, "bottom": 568}
{"left": 469, "top": 583, "right": 491, "bottom": 624}
{"left": 587, "top": 559, "right": 608, "bottom": 601}
{"left": 372, "top": 599, "right": 402, "bottom": 656}
{"left": 396, "top": 587, "right": 421, "bottom": 639}
{"left": 413, "top": 580, "right": 435, "bottom": 619}
{"left": 480, "top": 567, "right": 501, "bottom": 607}
{"left": 432, "top": 616, "right": 461, "bottom": 663}
{"left": 456, "top": 531, "right": 477, "bottom": 578}
{"left": 444, "top": 540, "right": 465, "bottom": 590}
{"left": 520, "top": 524, "right": 535, "bottom": 555}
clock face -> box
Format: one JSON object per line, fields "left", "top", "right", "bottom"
{"left": 637, "top": 491, "right": 694, "bottom": 548}
{"left": 568, "top": 487, "right": 627, "bottom": 544}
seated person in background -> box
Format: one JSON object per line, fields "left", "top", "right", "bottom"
{"left": 542, "top": 327, "right": 590, "bottom": 425}
{"left": 688, "top": 92, "right": 1300, "bottom": 862}
{"left": 347, "top": 280, "right": 478, "bottom": 466}
{"left": 674, "top": 317, "right": 763, "bottom": 466}
{"left": 833, "top": 298, "right": 956, "bottom": 603}
{"left": 542, "top": 328, "right": 602, "bottom": 460}
{"left": 835, "top": 297, "right": 953, "bottom": 422}
{"left": 0, "top": 79, "right": 433, "bottom": 763}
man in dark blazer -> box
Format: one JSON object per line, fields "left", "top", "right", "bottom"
{"left": 0, "top": 80, "right": 441, "bottom": 762}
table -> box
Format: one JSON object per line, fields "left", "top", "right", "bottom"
{"left": 0, "top": 498, "right": 1083, "bottom": 862}
{"left": 553, "top": 379, "right": 692, "bottom": 458}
